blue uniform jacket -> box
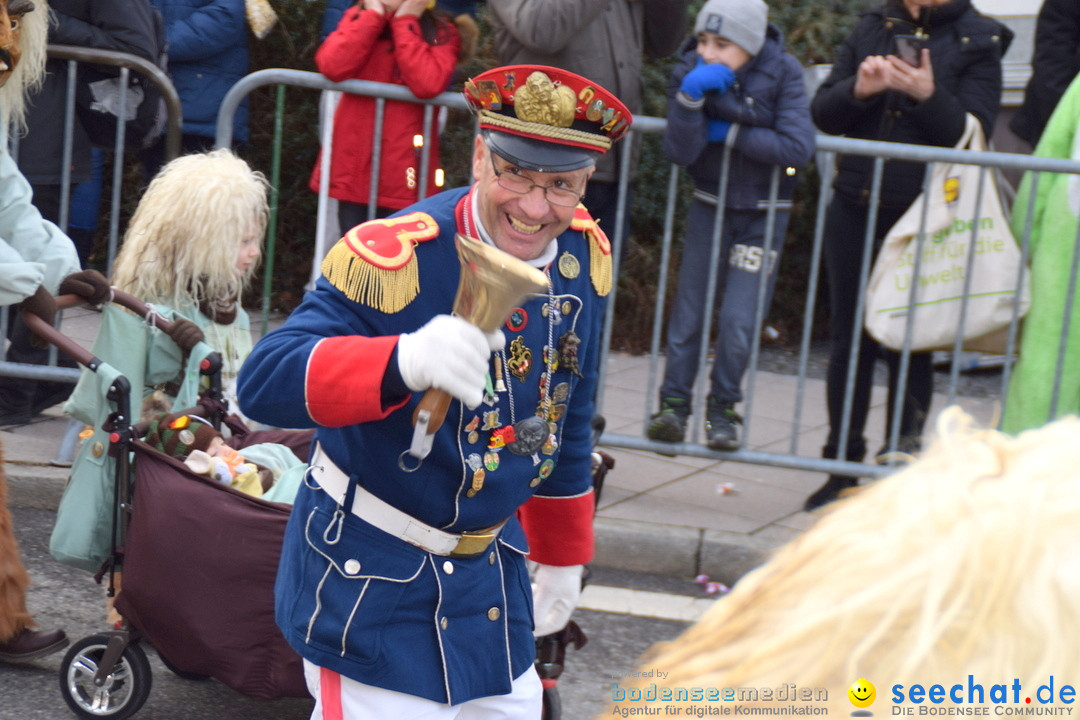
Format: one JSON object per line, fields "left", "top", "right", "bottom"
{"left": 237, "top": 186, "right": 605, "bottom": 704}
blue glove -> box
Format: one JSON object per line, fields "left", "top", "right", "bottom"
{"left": 708, "top": 119, "right": 731, "bottom": 143}
{"left": 680, "top": 59, "right": 736, "bottom": 100}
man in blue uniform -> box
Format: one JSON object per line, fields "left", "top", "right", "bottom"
{"left": 238, "top": 64, "right": 631, "bottom": 718}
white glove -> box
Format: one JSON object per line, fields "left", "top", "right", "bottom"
{"left": 531, "top": 563, "right": 584, "bottom": 637}
{"left": 397, "top": 315, "right": 502, "bottom": 409}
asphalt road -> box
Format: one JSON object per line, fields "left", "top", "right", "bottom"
{"left": 3, "top": 508, "right": 696, "bottom": 720}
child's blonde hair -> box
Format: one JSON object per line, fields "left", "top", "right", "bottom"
{"left": 611, "top": 407, "right": 1080, "bottom": 713}
{"left": 112, "top": 149, "right": 269, "bottom": 308}
{"left": 0, "top": 0, "right": 49, "bottom": 134}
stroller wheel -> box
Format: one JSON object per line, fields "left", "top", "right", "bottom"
{"left": 59, "top": 634, "right": 152, "bottom": 720}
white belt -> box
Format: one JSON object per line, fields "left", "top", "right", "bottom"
{"left": 309, "top": 444, "right": 505, "bottom": 558}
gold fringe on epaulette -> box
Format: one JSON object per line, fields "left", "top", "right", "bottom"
{"left": 588, "top": 230, "right": 612, "bottom": 297}
{"left": 321, "top": 240, "right": 419, "bottom": 313}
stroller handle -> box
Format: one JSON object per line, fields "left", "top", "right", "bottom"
{"left": 20, "top": 288, "right": 190, "bottom": 373}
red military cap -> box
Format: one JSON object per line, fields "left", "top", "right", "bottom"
{"left": 463, "top": 65, "right": 633, "bottom": 173}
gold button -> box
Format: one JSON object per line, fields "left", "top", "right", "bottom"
{"left": 91, "top": 441, "right": 105, "bottom": 458}
{"left": 488, "top": 552, "right": 496, "bottom": 565}
{"left": 487, "top": 607, "right": 500, "bottom": 621}
{"left": 440, "top": 617, "right": 449, "bottom": 630}
{"left": 529, "top": 477, "right": 541, "bottom": 487}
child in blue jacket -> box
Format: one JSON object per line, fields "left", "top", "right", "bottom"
{"left": 648, "top": 0, "right": 815, "bottom": 450}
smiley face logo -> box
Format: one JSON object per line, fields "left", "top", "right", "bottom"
{"left": 944, "top": 175, "right": 960, "bottom": 204}
{"left": 848, "top": 678, "right": 876, "bottom": 709}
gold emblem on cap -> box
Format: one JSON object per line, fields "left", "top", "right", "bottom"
{"left": 514, "top": 71, "right": 576, "bottom": 128}
{"left": 558, "top": 252, "right": 580, "bottom": 279}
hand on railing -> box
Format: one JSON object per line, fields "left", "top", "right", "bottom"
{"left": 167, "top": 318, "right": 205, "bottom": 354}
{"left": 58, "top": 269, "right": 112, "bottom": 306}
{"left": 18, "top": 288, "right": 205, "bottom": 372}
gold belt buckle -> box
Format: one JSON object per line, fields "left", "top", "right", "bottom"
{"left": 449, "top": 530, "right": 495, "bottom": 558}
{"left": 448, "top": 520, "right": 506, "bottom": 558}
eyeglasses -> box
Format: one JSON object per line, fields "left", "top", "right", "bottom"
{"left": 489, "top": 155, "right": 585, "bottom": 208}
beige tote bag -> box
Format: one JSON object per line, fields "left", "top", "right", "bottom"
{"left": 864, "top": 114, "right": 1030, "bottom": 352}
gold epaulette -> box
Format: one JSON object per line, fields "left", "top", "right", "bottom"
{"left": 571, "top": 205, "right": 612, "bottom": 297}
{"left": 321, "top": 212, "right": 440, "bottom": 313}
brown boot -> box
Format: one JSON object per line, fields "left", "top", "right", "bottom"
{"left": 0, "top": 627, "right": 68, "bottom": 663}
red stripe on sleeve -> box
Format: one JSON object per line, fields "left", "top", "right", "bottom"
{"left": 305, "top": 335, "right": 408, "bottom": 427}
{"left": 518, "top": 492, "right": 595, "bottom": 566}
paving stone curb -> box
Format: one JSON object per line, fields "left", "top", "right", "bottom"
{"left": 6, "top": 467, "right": 774, "bottom": 584}
{"left": 592, "top": 517, "right": 774, "bottom": 586}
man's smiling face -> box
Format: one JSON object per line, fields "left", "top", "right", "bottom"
{"left": 470, "top": 135, "right": 592, "bottom": 262}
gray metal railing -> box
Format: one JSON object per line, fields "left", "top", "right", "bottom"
{"left": 213, "top": 69, "right": 1080, "bottom": 482}
{"left": 2, "top": 46, "right": 181, "bottom": 461}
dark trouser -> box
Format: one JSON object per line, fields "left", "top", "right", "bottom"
{"left": 660, "top": 200, "right": 786, "bottom": 405}
{"left": 67, "top": 147, "right": 107, "bottom": 268}
{"left": 138, "top": 133, "right": 219, "bottom": 186}
{"left": 337, "top": 202, "right": 396, "bottom": 234}
{"left": 822, "top": 194, "right": 932, "bottom": 460}
{"left": 583, "top": 179, "right": 634, "bottom": 263}
{"left": 0, "top": 307, "right": 77, "bottom": 424}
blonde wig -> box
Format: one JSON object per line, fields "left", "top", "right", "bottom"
{"left": 0, "top": 0, "right": 49, "bottom": 134}
{"left": 609, "top": 407, "right": 1080, "bottom": 714}
{"left": 112, "top": 149, "right": 270, "bottom": 309}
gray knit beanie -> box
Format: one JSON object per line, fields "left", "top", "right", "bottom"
{"left": 694, "top": 0, "right": 769, "bottom": 57}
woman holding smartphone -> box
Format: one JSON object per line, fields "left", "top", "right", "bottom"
{"left": 804, "top": 0, "right": 1012, "bottom": 510}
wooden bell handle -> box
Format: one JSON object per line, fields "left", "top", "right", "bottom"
{"left": 413, "top": 387, "right": 452, "bottom": 432}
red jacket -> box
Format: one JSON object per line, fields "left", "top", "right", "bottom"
{"left": 310, "top": 8, "right": 460, "bottom": 210}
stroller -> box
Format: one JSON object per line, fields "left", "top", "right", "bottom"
{"left": 27, "top": 290, "right": 309, "bottom": 720}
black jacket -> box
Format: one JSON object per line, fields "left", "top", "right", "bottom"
{"left": 1010, "top": 0, "right": 1080, "bottom": 146}
{"left": 16, "top": 0, "right": 158, "bottom": 184}
{"left": 663, "top": 26, "right": 816, "bottom": 209}
{"left": 811, "top": 0, "right": 1011, "bottom": 209}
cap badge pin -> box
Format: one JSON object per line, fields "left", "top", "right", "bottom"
{"left": 513, "top": 71, "right": 576, "bottom": 128}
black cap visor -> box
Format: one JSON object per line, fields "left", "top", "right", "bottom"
{"left": 484, "top": 129, "right": 600, "bottom": 173}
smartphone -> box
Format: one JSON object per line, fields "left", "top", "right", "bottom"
{"left": 895, "top": 34, "right": 924, "bottom": 67}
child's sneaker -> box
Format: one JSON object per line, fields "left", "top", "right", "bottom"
{"left": 705, "top": 397, "right": 741, "bottom": 451}
{"left": 646, "top": 397, "right": 690, "bottom": 443}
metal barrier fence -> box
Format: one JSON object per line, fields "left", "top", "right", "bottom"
{"left": 8, "top": 45, "right": 182, "bottom": 270}
{"left": 215, "top": 70, "right": 1080, "bottom": 482}
{"left": 8, "top": 65, "right": 1078, "bottom": 482}
{"left": 1, "top": 46, "right": 181, "bottom": 458}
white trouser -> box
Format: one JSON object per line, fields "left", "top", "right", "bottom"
{"left": 303, "top": 659, "right": 543, "bottom": 720}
